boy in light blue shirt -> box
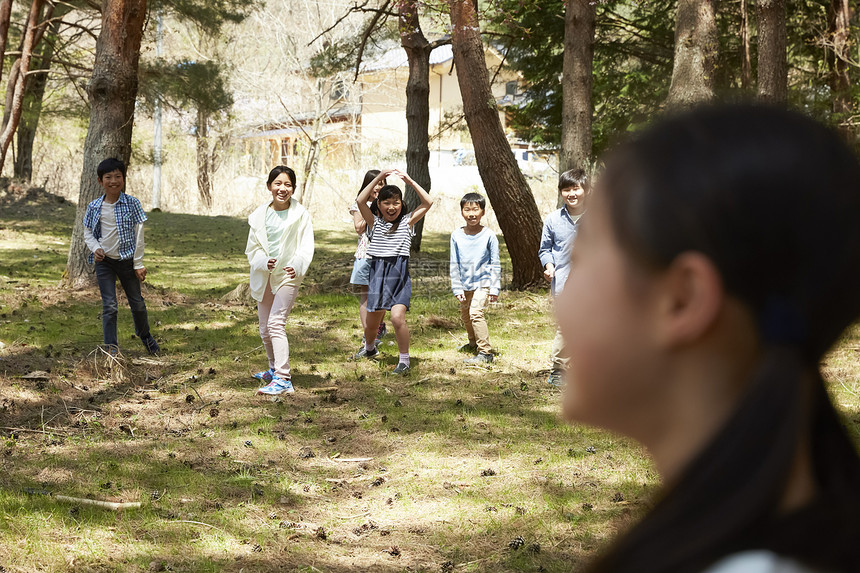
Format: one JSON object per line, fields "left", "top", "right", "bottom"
{"left": 539, "top": 168, "right": 588, "bottom": 385}
{"left": 450, "top": 192, "right": 501, "bottom": 364}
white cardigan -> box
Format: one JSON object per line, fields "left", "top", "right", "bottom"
{"left": 245, "top": 200, "right": 314, "bottom": 302}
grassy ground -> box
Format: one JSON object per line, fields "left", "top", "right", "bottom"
{"left": 0, "top": 185, "right": 857, "bottom": 573}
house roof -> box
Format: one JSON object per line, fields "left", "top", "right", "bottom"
{"left": 240, "top": 104, "right": 361, "bottom": 139}
{"left": 361, "top": 43, "right": 454, "bottom": 73}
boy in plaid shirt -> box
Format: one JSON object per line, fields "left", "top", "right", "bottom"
{"left": 83, "top": 158, "right": 160, "bottom": 355}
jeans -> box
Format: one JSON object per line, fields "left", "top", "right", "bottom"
{"left": 95, "top": 257, "right": 151, "bottom": 348}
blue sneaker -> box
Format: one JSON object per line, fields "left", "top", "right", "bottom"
{"left": 252, "top": 368, "right": 274, "bottom": 382}
{"left": 257, "top": 375, "right": 294, "bottom": 395}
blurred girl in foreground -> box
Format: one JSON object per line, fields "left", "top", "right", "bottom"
{"left": 558, "top": 105, "right": 860, "bottom": 572}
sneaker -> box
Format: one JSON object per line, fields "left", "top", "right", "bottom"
{"left": 252, "top": 368, "right": 274, "bottom": 382}
{"left": 257, "top": 375, "right": 294, "bottom": 395}
{"left": 376, "top": 322, "right": 387, "bottom": 342}
{"left": 458, "top": 343, "right": 477, "bottom": 354}
{"left": 392, "top": 362, "right": 410, "bottom": 375}
{"left": 141, "top": 336, "right": 161, "bottom": 355}
{"left": 464, "top": 352, "right": 493, "bottom": 364}
{"left": 547, "top": 369, "right": 563, "bottom": 387}
{"left": 351, "top": 347, "right": 378, "bottom": 360}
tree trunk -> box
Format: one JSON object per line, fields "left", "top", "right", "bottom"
{"left": 0, "top": 0, "right": 12, "bottom": 83}
{"left": 196, "top": 108, "right": 213, "bottom": 209}
{"left": 826, "top": 0, "right": 853, "bottom": 140}
{"left": 448, "top": 0, "right": 543, "bottom": 289}
{"left": 757, "top": 0, "right": 787, "bottom": 104}
{"left": 399, "top": 0, "right": 433, "bottom": 252}
{"left": 15, "top": 9, "right": 63, "bottom": 181}
{"left": 558, "top": 0, "right": 595, "bottom": 208}
{"left": 0, "top": 0, "right": 45, "bottom": 172}
{"left": 297, "top": 81, "right": 323, "bottom": 207}
{"left": 65, "top": 0, "right": 148, "bottom": 288}
{"left": 665, "top": 0, "right": 718, "bottom": 108}
{"left": 740, "top": 0, "right": 752, "bottom": 90}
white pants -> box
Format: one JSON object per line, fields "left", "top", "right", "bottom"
{"left": 257, "top": 279, "right": 299, "bottom": 379}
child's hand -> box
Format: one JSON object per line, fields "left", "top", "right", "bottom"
{"left": 283, "top": 266, "right": 296, "bottom": 279}
{"left": 544, "top": 264, "right": 555, "bottom": 282}
{"left": 267, "top": 258, "right": 277, "bottom": 270}
{"left": 135, "top": 267, "right": 147, "bottom": 282}
{"left": 94, "top": 248, "right": 106, "bottom": 262}
{"left": 456, "top": 294, "right": 466, "bottom": 302}
{"left": 489, "top": 294, "right": 498, "bottom": 303}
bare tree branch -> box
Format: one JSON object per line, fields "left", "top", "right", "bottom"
{"left": 308, "top": 0, "right": 369, "bottom": 46}
{"left": 352, "top": 0, "right": 391, "bottom": 81}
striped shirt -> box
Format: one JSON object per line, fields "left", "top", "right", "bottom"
{"left": 83, "top": 193, "right": 147, "bottom": 265}
{"left": 366, "top": 213, "right": 414, "bottom": 258}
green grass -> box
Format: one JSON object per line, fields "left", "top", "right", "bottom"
{"left": 0, "top": 189, "right": 857, "bottom": 572}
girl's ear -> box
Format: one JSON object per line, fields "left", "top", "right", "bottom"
{"left": 653, "top": 252, "right": 724, "bottom": 348}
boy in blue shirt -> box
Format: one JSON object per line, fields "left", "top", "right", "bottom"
{"left": 539, "top": 168, "right": 588, "bottom": 385}
{"left": 82, "top": 158, "right": 160, "bottom": 355}
{"left": 450, "top": 192, "right": 501, "bottom": 364}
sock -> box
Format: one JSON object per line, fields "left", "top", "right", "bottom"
{"left": 365, "top": 341, "right": 376, "bottom": 352}
{"left": 399, "top": 353, "right": 410, "bottom": 366}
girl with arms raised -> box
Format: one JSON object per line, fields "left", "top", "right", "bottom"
{"left": 351, "top": 168, "right": 432, "bottom": 374}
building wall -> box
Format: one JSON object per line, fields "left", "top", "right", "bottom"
{"left": 358, "top": 50, "right": 519, "bottom": 158}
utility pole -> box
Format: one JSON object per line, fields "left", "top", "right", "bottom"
{"left": 152, "top": 9, "right": 164, "bottom": 209}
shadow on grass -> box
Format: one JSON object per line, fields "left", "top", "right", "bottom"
{"left": 2, "top": 201, "right": 644, "bottom": 572}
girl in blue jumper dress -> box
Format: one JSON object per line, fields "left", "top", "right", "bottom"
{"left": 350, "top": 168, "right": 433, "bottom": 374}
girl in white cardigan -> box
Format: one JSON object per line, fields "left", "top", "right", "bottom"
{"left": 245, "top": 166, "right": 314, "bottom": 395}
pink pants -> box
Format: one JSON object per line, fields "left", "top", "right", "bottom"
{"left": 257, "top": 279, "right": 299, "bottom": 379}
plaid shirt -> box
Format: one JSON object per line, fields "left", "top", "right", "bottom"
{"left": 83, "top": 193, "right": 147, "bottom": 264}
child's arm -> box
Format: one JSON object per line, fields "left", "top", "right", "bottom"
{"left": 245, "top": 226, "right": 273, "bottom": 273}
{"left": 398, "top": 171, "right": 433, "bottom": 227}
{"left": 450, "top": 233, "right": 465, "bottom": 301}
{"left": 356, "top": 170, "right": 393, "bottom": 230}
{"left": 538, "top": 220, "right": 555, "bottom": 282}
{"left": 489, "top": 233, "right": 501, "bottom": 302}
{"left": 83, "top": 225, "right": 106, "bottom": 262}
{"left": 283, "top": 211, "right": 315, "bottom": 279}
{"left": 82, "top": 202, "right": 106, "bottom": 262}
{"left": 133, "top": 223, "right": 147, "bottom": 282}
{"left": 352, "top": 209, "right": 367, "bottom": 235}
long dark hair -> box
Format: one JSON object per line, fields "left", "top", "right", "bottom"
{"left": 588, "top": 105, "right": 860, "bottom": 573}
{"left": 267, "top": 165, "right": 296, "bottom": 188}
{"left": 359, "top": 169, "right": 382, "bottom": 216}
{"left": 376, "top": 185, "right": 407, "bottom": 234}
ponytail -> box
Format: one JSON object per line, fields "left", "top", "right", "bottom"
{"left": 589, "top": 346, "right": 840, "bottom": 573}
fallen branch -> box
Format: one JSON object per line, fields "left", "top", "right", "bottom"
{"left": 54, "top": 494, "right": 141, "bottom": 510}
{"left": 336, "top": 510, "right": 371, "bottom": 520}
{"left": 168, "top": 520, "right": 230, "bottom": 536}
{"left": 3, "top": 426, "right": 68, "bottom": 436}
{"left": 24, "top": 489, "right": 140, "bottom": 510}
{"left": 324, "top": 475, "right": 375, "bottom": 484}
{"left": 309, "top": 386, "right": 339, "bottom": 393}
{"left": 329, "top": 456, "right": 373, "bottom": 463}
